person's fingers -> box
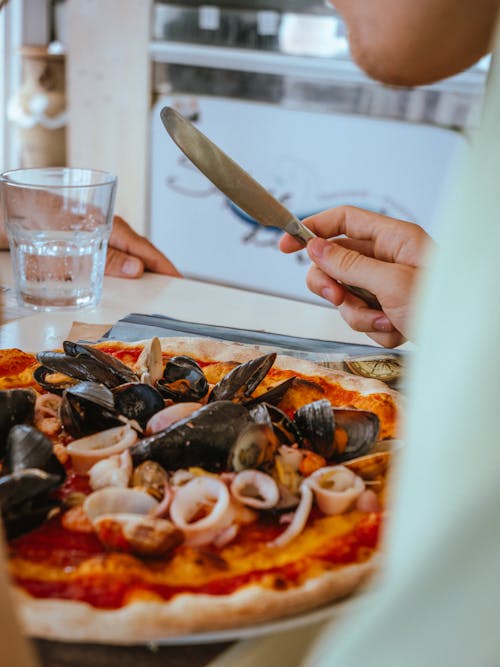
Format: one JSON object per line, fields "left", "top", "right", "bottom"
{"left": 302, "top": 206, "right": 429, "bottom": 266}
{"left": 306, "top": 265, "right": 405, "bottom": 347}
{"left": 279, "top": 232, "right": 307, "bottom": 254}
{"left": 307, "top": 237, "right": 413, "bottom": 309}
{"left": 105, "top": 247, "right": 144, "bottom": 278}
{"left": 306, "top": 265, "right": 347, "bottom": 306}
{"left": 109, "top": 216, "right": 182, "bottom": 277}
{"left": 333, "top": 237, "right": 376, "bottom": 258}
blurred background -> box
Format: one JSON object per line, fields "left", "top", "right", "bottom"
{"left": 0, "top": 0, "right": 491, "bottom": 303}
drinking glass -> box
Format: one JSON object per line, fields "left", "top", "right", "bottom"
{"left": 0, "top": 167, "right": 117, "bottom": 310}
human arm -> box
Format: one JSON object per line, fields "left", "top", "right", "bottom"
{"left": 0, "top": 210, "right": 182, "bottom": 278}
{"left": 279, "top": 206, "right": 432, "bottom": 347}
{"left": 104, "top": 216, "right": 182, "bottom": 278}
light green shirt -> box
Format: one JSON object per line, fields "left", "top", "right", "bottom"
{"left": 208, "top": 34, "right": 500, "bottom": 667}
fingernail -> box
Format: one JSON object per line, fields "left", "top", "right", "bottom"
{"left": 122, "top": 258, "right": 141, "bottom": 276}
{"left": 321, "top": 287, "right": 334, "bottom": 301}
{"left": 308, "top": 238, "right": 328, "bottom": 259}
{"left": 373, "top": 316, "right": 394, "bottom": 332}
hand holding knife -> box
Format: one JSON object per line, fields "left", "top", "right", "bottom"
{"left": 160, "top": 106, "right": 382, "bottom": 311}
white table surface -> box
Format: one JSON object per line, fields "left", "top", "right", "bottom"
{"left": 0, "top": 251, "right": 409, "bottom": 352}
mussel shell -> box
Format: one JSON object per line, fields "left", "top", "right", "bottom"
{"left": 332, "top": 408, "right": 380, "bottom": 462}
{"left": 63, "top": 341, "right": 138, "bottom": 385}
{"left": 229, "top": 423, "right": 279, "bottom": 472}
{"left": 294, "top": 399, "right": 335, "bottom": 459}
{"left": 5, "top": 424, "right": 66, "bottom": 482}
{"left": 0, "top": 388, "right": 36, "bottom": 456}
{"left": 113, "top": 383, "right": 165, "bottom": 428}
{"left": 250, "top": 402, "right": 302, "bottom": 446}
{"left": 208, "top": 353, "right": 276, "bottom": 403}
{"left": 37, "top": 344, "right": 136, "bottom": 390}
{"left": 131, "top": 460, "right": 168, "bottom": 500}
{"left": 33, "top": 365, "right": 78, "bottom": 394}
{"left": 244, "top": 377, "right": 296, "bottom": 408}
{"left": 60, "top": 381, "right": 122, "bottom": 438}
{"left": 130, "top": 400, "right": 253, "bottom": 472}
{"left": 0, "top": 468, "right": 62, "bottom": 538}
{"left": 157, "top": 356, "right": 208, "bottom": 402}
{"left": 0, "top": 468, "right": 60, "bottom": 510}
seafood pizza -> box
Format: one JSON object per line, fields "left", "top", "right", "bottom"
{"left": 0, "top": 337, "right": 399, "bottom": 644}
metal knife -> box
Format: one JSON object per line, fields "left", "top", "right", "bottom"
{"left": 161, "top": 106, "right": 381, "bottom": 310}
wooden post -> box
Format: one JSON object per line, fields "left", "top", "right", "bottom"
{"left": 66, "top": 0, "right": 153, "bottom": 234}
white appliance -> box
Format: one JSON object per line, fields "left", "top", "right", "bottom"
{"left": 150, "top": 93, "right": 466, "bottom": 304}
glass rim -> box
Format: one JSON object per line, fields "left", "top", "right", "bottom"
{"left": 0, "top": 166, "right": 117, "bottom": 189}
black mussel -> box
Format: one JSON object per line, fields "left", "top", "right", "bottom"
{"left": 229, "top": 423, "right": 280, "bottom": 472}
{"left": 36, "top": 343, "right": 137, "bottom": 392}
{"left": 113, "top": 383, "right": 165, "bottom": 428}
{"left": 5, "top": 424, "right": 66, "bottom": 482}
{"left": 60, "top": 381, "right": 123, "bottom": 438}
{"left": 294, "top": 399, "right": 336, "bottom": 459}
{"left": 250, "top": 402, "right": 302, "bottom": 446}
{"left": 294, "top": 399, "right": 380, "bottom": 462}
{"left": 208, "top": 353, "right": 277, "bottom": 403}
{"left": 33, "top": 364, "right": 78, "bottom": 394}
{"left": 244, "top": 377, "right": 296, "bottom": 408}
{"left": 0, "top": 388, "right": 36, "bottom": 456}
{"left": 157, "top": 356, "right": 208, "bottom": 402}
{"left": 130, "top": 400, "right": 253, "bottom": 472}
{"left": 332, "top": 408, "right": 380, "bottom": 462}
{"left": 0, "top": 468, "right": 62, "bottom": 538}
{"left": 63, "top": 341, "right": 138, "bottom": 385}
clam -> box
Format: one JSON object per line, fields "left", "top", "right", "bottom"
{"left": 208, "top": 353, "right": 276, "bottom": 403}
{"left": 83, "top": 487, "right": 183, "bottom": 556}
{"left": 130, "top": 400, "right": 253, "bottom": 472}
{"left": 131, "top": 460, "right": 169, "bottom": 500}
{"left": 157, "top": 356, "right": 209, "bottom": 402}
{"left": 66, "top": 423, "right": 138, "bottom": 474}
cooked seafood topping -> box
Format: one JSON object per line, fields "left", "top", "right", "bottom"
{"left": 83, "top": 486, "right": 183, "bottom": 556}
{"left": 169, "top": 476, "right": 234, "bottom": 547}
{"left": 67, "top": 424, "right": 138, "bottom": 474}
{"left": 306, "top": 466, "right": 365, "bottom": 515}
{"left": 230, "top": 470, "right": 280, "bottom": 509}
{"left": 134, "top": 336, "right": 163, "bottom": 385}
{"left": 88, "top": 450, "right": 133, "bottom": 491}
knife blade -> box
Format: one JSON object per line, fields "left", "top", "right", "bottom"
{"left": 161, "top": 106, "right": 381, "bottom": 310}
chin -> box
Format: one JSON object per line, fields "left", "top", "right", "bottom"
{"left": 329, "top": 0, "right": 497, "bottom": 87}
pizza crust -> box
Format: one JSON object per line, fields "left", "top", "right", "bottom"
{"left": 14, "top": 558, "right": 378, "bottom": 644}
{"left": 105, "top": 336, "right": 401, "bottom": 401}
